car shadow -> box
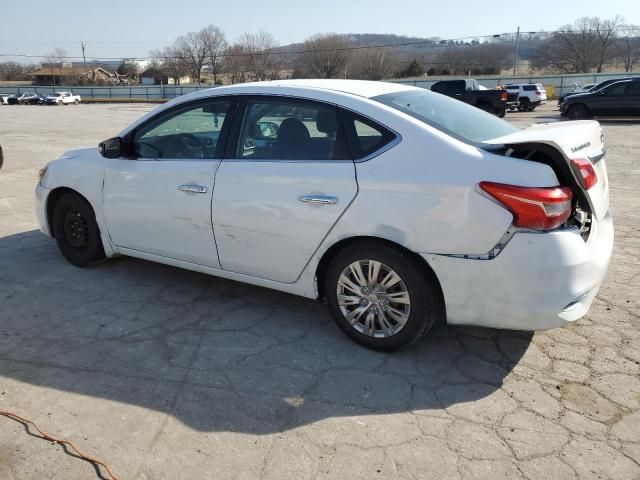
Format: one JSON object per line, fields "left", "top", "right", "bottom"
{"left": 0, "top": 230, "right": 533, "bottom": 434}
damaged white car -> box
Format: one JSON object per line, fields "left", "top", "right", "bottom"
{"left": 35, "top": 80, "right": 613, "bottom": 350}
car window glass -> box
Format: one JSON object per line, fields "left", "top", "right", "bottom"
{"left": 626, "top": 82, "right": 640, "bottom": 94}
{"left": 134, "top": 100, "right": 231, "bottom": 160}
{"left": 345, "top": 114, "right": 395, "bottom": 160}
{"left": 238, "top": 100, "right": 338, "bottom": 160}
{"left": 374, "top": 89, "right": 517, "bottom": 145}
{"left": 605, "top": 83, "right": 628, "bottom": 95}
{"left": 523, "top": 85, "right": 536, "bottom": 91}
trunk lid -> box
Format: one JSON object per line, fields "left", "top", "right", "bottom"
{"left": 485, "top": 120, "right": 609, "bottom": 219}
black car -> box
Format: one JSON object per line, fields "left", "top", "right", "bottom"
{"left": 6, "top": 94, "right": 24, "bottom": 105}
{"left": 560, "top": 78, "right": 640, "bottom": 120}
{"left": 558, "top": 78, "right": 630, "bottom": 107}
{"left": 431, "top": 79, "right": 508, "bottom": 117}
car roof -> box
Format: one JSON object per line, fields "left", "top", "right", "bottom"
{"left": 194, "top": 79, "right": 418, "bottom": 99}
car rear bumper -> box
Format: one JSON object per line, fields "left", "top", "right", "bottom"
{"left": 35, "top": 184, "right": 52, "bottom": 236}
{"left": 423, "top": 211, "right": 614, "bottom": 331}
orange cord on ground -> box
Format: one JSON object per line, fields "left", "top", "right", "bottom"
{"left": 0, "top": 409, "right": 119, "bottom": 480}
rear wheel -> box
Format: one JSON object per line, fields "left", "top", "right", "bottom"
{"left": 478, "top": 102, "right": 495, "bottom": 115}
{"left": 567, "top": 104, "right": 590, "bottom": 120}
{"left": 52, "top": 192, "right": 106, "bottom": 267}
{"left": 324, "top": 242, "right": 439, "bottom": 351}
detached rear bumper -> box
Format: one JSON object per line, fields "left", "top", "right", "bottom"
{"left": 423, "top": 211, "right": 614, "bottom": 331}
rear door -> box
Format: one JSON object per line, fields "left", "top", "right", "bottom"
{"left": 212, "top": 95, "right": 357, "bottom": 283}
{"left": 589, "top": 81, "right": 628, "bottom": 115}
{"left": 624, "top": 81, "right": 640, "bottom": 115}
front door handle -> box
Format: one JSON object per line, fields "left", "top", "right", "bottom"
{"left": 298, "top": 195, "right": 338, "bottom": 205}
{"left": 178, "top": 184, "right": 208, "bottom": 194}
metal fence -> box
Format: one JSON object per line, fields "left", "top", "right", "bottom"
{"left": 393, "top": 72, "right": 640, "bottom": 97}
{"left": 0, "top": 84, "right": 215, "bottom": 100}
{"left": 2, "top": 72, "right": 640, "bottom": 100}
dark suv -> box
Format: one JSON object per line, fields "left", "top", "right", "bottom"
{"left": 560, "top": 79, "right": 640, "bottom": 119}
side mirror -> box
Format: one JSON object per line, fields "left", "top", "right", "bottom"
{"left": 599, "top": 90, "right": 607, "bottom": 96}
{"left": 99, "top": 137, "right": 122, "bottom": 158}
{"left": 257, "top": 121, "right": 279, "bottom": 138}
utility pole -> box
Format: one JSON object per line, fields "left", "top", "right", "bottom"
{"left": 344, "top": 35, "right": 348, "bottom": 79}
{"left": 513, "top": 27, "right": 520, "bottom": 76}
{"left": 81, "top": 41, "right": 87, "bottom": 75}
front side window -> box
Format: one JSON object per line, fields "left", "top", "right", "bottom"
{"left": 134, "top": 100, "right": 231, "bottom": 159}
{"left": 238, "top": 99, "right": 340, "bottom": 160}
{"left": 625, "top": 82, "right": 640, "bottom": 94}
{"left": 373, "top": 89, "right": 518, "bottom": 145}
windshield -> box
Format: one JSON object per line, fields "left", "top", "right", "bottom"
{"left": 373, "top": 89, "right": 518, "bottom": 145}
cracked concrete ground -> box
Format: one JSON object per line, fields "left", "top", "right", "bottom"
{"left": 0, "top": 102, "right": 639, "bottom": 479}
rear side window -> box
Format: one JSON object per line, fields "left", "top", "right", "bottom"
{"left": 626, "top": 82, "right": 640, "bottom": 94}
{"left": 341, "top": 110, "right": 396, "bottom": 160}
{"left": 523, "top": 85, "right": 537, "bottom": 91}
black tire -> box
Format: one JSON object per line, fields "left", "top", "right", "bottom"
{"left": 52, "top": 192, "right": 106, "bottom": 267}
{"left": 74, "top": 99, "right": 79, "bottom": 105}
{"left": 498, "top": 109, "right": 506, "bottom": 118}
{"left": 324, "top": 241, "right": 439, "bottom": 351}
{"left": 567, "top": 103, "right": 590, "bottom": 120}
{"left": 518, "top": 98, "right": 530, "bottom": 112}
{"left": 478, "top": 103, "right": 495, "bottom": 115}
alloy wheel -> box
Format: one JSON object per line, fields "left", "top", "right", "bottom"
{"left": 336, "top": 259, "right": 411, "bottom": 338}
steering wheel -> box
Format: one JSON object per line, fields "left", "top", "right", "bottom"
{"left": 171, "top": 133, "right": 206, "bottom": 158}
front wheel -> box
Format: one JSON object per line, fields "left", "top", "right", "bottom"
{"left": 52, "top": 192, "right": 106, "bottom": 267}
{"left": 74, "top": 99, "right": 79, "bottom": 105}
{"left": 567, "top": 104, "right": 590, "bottom": 120}
{"left": 324, "top": 242, "right": 439, "bottom": 351}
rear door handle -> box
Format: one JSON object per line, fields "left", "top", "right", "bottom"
{"left": 178, "top": 184, "right": 208, "bottom": 194}
{"left": 298, "top": 195, "right": 338, "bottom": 205}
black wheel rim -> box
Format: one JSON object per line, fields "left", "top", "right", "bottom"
{"left": 63, "top": 207, "right": 90, "bottom": 250}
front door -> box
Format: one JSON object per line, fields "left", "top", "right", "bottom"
{"left": 213, "top": 96, "right": 358, "bottom": 283}
{"left": 103, "top": 98, "right": 234, "bottom": 268}
{"left": 590, "top": 82, "right": 628, "bottom": 115}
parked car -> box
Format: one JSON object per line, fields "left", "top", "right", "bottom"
{"left": 504, "top": 83, "right": 547, "bottom": 111}
{"left": 0, "top": 93, "right": 11, "bottom": 105}
{"left": 45, "top": 91, "right": 81, "bottom": 105}
{"left": 35, "top": 79, "right": 613, "bottom": 350}
{"left": 19, "top": 93, "right": 47, "bottom": 105}
{"left": 558, "top": 78, "right": 629, "bottom": 107}
{"left": 431, "top": 79, "right": 508, "bottom": 117}
{"left": 7, "top": 93, "right": 30, "bottom": 105}
{"left": 560, "top": 78, "right": 640, "bottom": 119}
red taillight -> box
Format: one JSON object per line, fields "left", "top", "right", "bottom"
{"left": 479, "top": 182, "right": 573, "bottom": 230}
{"left": 535, "top": 91, "right": 542, "bottom": 95}
{"left": 500, "top": 92, "right": 508, "bottom": 101}
{"left": 570, "top": 158, "right": 597, "bottom": 190}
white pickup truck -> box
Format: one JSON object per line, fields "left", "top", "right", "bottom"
{"left": 45, "top": 91, "right": 81, "bottom": 105}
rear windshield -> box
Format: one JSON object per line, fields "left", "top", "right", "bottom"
{"left": 373, "top": 89, "right": 518, "bottom": 145}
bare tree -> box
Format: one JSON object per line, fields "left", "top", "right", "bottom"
{"left": 175, "top": 31, "right": 208, "bottom": 83}
{"left": 45, "top": 47, "right": 68, "bottom": 85}
{"left": 0, "top": 62, "right": 30, "bottom": 81}
{"left": 593, "top": 16, "right": 623, "bottom": 72}
{"left": 239, "top": 30, "right": 280, "bottom": 81}
{"left": 298, "top": 33, "right": 347, "bottom": 78}
{"left": 350, "top": 47, "right": 396, "bottom": 80}
{"left": 150, "top": 47, "right": 190, "bottom": 84}
{"left": 224, "top": 43, "right": 248, "bottom": 84}
{"left": 531, "top": 16, "right": 621, "bottom": 73}
{"left": 201, "top": 25, "right": 227, "bottom": 84}
{"left": 617, "top": 24, "right": 640, "bottom": 72}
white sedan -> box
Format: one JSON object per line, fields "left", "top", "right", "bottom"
{"left": 35, "top": 80, "right": 613, "bottom": 350}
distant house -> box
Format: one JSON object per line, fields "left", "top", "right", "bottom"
{"left": 139, "top": 68, "right": 192, "bottom": 85}
{"left": 30, "top": 66, "right": 114, "bottom": 86}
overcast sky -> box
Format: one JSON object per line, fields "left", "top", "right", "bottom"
{"left": 1, "top": 0, "right": 639, "bottom": 62}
